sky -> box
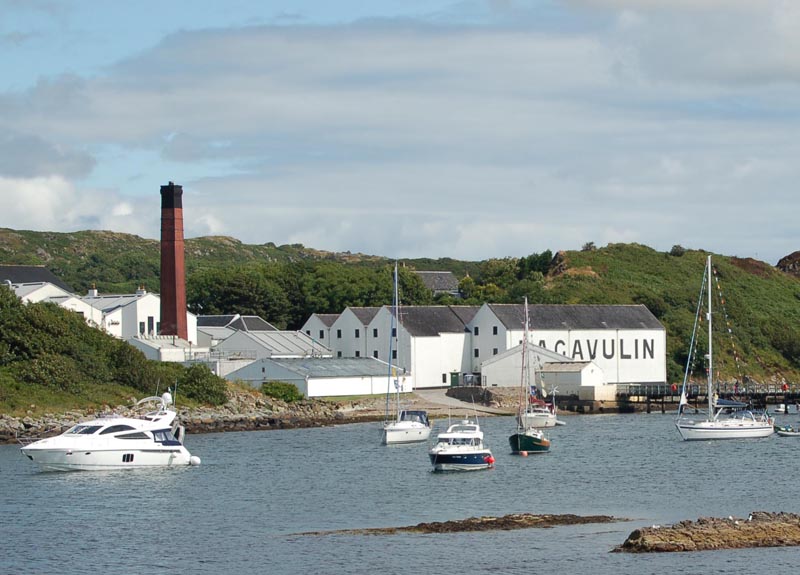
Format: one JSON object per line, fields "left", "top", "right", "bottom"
{"left": 1, "top": 0, "right": 798, "bottom": 265}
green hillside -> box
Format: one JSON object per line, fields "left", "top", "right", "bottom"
{"left": 1, "top": 228, "right": 799, "bottom": 388}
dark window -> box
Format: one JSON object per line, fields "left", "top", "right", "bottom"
{"left": 337, "top": 329, "right": 342, "bottom": 339}
{"left": 392, "top": 350, "right": 397, "bottom": 360}
{"left": 319, "top": 330, "right": 324, "bottom": 339}
{"left": 442, "top": 373, "right": 447, "bottom": 384}
{"left": 122, "top": 453, "right": 134, "bottom": 463}
{"left": 355, "top": 350, "right": 361, "bottom": 358}
{"left": 305, "top": 330, "right": 310, "bottom": 336}
{"left": 355, "top": 329, "right": 360, "bottom": 338}
{"left": 337, "top": 351, "right": 342, "bottom": 358}
{"left": 474, "top": 348, "right": 479, "bottom": 358}
{"left": 99, "top": 425, "right": 136, "bottom": 435}
{"left": 147, "top": 316, "right": 154, "bottom": 335}
{"left": 474, "top": 326, "right": 479, "bottom": 336}
{"left": 373, "top": 350, "right": 378, "bottom": 358}
{"left": 493, "top": 348, "right": 498, "bottom": 355}
{"left": 117, "top": 432, "right": 150, "bottom": 440}
{"left": 493, "top": 326, "right": 498, "bottom": 335}
{"left": 392, "top": 327, "right": 397, "bottom": 337}
{"left": 139, "top": 321, "right": 145, "bottom": 335}
{"left": 373, "top": 328, "right": 378, "bottom": 338}
{"left": 67, "top": 425, "right": 103, "bottom": 435}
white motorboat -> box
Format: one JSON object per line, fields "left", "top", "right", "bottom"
{"left": 675, "top": 256, "right": 774, "bottom": 441}
{"left": 19, "top": 392, "right": 201, "bottom": 471}
{"left": 428, "top": 418, "right": 494, "bottom": 472}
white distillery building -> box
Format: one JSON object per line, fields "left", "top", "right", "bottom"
{"left": 327, "top": 307, "right": 380, "bottom": 359}
{"left": 227, "top": 357, "right": 408, "bottom": 398}
{"left": 301, "top": 313, "right": 340, "bottom": 349}
{"left": 367, "top": 305, "right": 480, "bottom": 389}
{"left": 469, "top": 304, "right": 666, "bottom": 387}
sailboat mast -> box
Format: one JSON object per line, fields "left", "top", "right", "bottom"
{"left": 707, "top": 255, "right": 714, "bottom": 417}
{"left": 393, "top": 262, "right": 401, "bottom": 420}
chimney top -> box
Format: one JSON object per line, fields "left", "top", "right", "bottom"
{"left": 160, "top": 182, "right": 183, "bottom": 209}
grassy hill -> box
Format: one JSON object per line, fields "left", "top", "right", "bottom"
{"left": 1, "top": 228, "right": 799, "bottom": 387}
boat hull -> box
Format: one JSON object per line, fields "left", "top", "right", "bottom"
{"left": 509, "top": 432, "right": 550, "bottom": 454}
{"left": 382, "top": 424, "right": 432, "bottom": 445}
{"left": 19, "top": 446, "right": 195, "bottom": 471}
{"left": 428, "top": 450, "right": 494, "bottom": 472}
{"left": 675, "top": 419, "right": 774, "bottom": 441}
{"left": 774, "top": 425, "right": 800, "bottom": 437}
{"left": 518, "top": 411, "right": 558, "bottom": 428}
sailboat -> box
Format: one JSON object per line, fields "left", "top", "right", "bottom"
{"left": 381, "top": 263, "right": 432, "bottom": 445}
{"left": 509, "top": 298, "right": 551, "bottom": 454}
{"left": 675, "top": 255, "right": 774, "bottom": 441}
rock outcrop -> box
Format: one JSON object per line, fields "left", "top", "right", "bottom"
{"left": 299, "top": 513, "right": 622, "bottom": 536}
{"left": 615, "top": 512, "right": 800, "bottom": 552}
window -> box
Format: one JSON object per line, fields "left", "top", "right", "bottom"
{"left": 474, "top": 348, "right": 479, "bottom": 358}
{"left": 337, "top": 351, "right": 342, "bottom": 358}
{"left": 355, "top": 329, "right": 360, "bottom": 338}
{"left": 373, "top": 350, "right": 378, "bottom": 358}
{"left": 392, "top": 350, "right": 397, "bottom": 360}
{"left": 337, "top": 329, "right": 342, "bottom": 339}
{"left": 319, "top": 330, "right": 324, "bottom": 340}
{"left": 442, "top": 373, "right": 447, "bottom": 384}
{"left": 67, "top": 425, "right": 102, "bottom": 435}
{"left": 117, "top": 432, "right": 149, "bottom": 440}
{"left": 122, "top": 454, "right": 134, "bottom": 463}
{"left": 355, "top": 350, "right": 361, "bottom": 358}
{"left": 305, "top": 330, "right": 311, "bottom": 336}
{"left": 493, "top": 348, "right": 498, "bottom": 355}
{"left": 262, "top": 367, "right": 265, "bottom": 373}
{"left": 392, "top": 327, "right": 397, "bottom": 337}
{"left": 99, "top": 425, "right": 136, "bottom": 435}
{"left": 373, "top": 328, "right": 378, "bottom": 337}
{"left": 147, "top": 316, "right": 154, "bottom": 335}
{"left": 139, "top": 321, "right": 145, "bottom": 335}
{"left": 493, "top": 326, "right": 498, "bottom": 335}
{"left": 474, "top": 326, "right": 479, "bottom": 336}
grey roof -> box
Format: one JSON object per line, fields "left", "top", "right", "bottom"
{"left": 349, "top": 307, "right": 380, "bottom": 325}
{"left": 198, "top": 314, "right": 277, "bottom": 331}
{"left": 229, "top": 316, "right": 277, "bottom": 332}
{"left": 234, "top": 330, "right": 330, "bottom": 356}
{"left": 265, "top": 357, "right": 390, "bottom": 378}
{"left": 414, "top": 270, "right": 459, "bottom": 292}
{"left": 397, "top": 306, "right": 472, "bottom": 337}
{"left": 198, "top": 315, "right": 238, "bottom": 327}
{"left": 0, "top": 265, "right": 73, "bottom": 292}
{"left": 313, "top": 313, "right": 339, "bottom": 327}
{"left": 488, "top": 304, "right": 663, "bottom": 331}
{"left": 541, "top": 361, "right": 592, "bottom": 373}
{"left": 448, "top": 305, "right": 481, "bottom": 325}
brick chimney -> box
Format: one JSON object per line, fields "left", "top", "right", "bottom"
{"left": 159, "top": 182, "right": 188, "bottom": 340}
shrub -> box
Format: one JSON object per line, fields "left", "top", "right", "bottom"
{"left": 177, "top": 364, "right": 229, "bottom": 405}
{"left": 261, "top": 381, "right": 304, "bottom": 403}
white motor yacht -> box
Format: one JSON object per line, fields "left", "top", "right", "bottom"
{"left": 428, "top": 418, "right": 494, "bottom": 472}
{"left": 19, "top": 392, "right": 201, "bottom": 471}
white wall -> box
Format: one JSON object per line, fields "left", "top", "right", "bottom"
{"left": 330, "top": 309, "right": 373, "bottom": 359}
{"left": 301, "top": 315, "right": 334, "bottom": 348}
{"left": 532, "top": 328, "right": 666, "bottom": 385}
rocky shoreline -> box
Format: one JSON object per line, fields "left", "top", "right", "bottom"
{"left": 615, "top": 512, "right": 800, "bottom": 552}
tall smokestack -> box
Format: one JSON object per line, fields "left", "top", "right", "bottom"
{"left": 160, "top": 181, "right": 188, "bottom": 340}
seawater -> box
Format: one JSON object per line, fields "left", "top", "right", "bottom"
{"left": 2, "top": 413, "right": 799, "bottom": 575}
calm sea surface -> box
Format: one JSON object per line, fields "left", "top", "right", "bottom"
{"left": 2, "top": 412, "right": 799, "bottom": 575}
